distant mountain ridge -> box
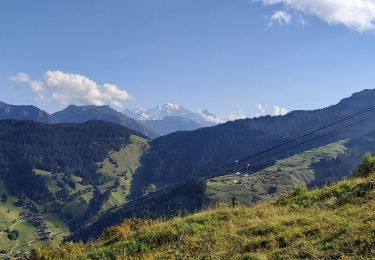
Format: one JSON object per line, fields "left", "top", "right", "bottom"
{"left": 124, "top": 103, "right": 219, "bottom": 127}
{"left": 0, "top": 101, "right": 52, "bottom": 123}
{"left": 51, "top": 105, "right": 158, "bottom": 138}
{"left": 142, "top": 116, "right": 202, "bottom": 136}
{"left": 0, "top": 101, "right": 158, "bottom": 138}
{"left": 0, "top": 101, "right": 211, "bottom": 137}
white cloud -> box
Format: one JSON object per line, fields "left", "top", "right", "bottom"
{"left": 262, "top": 0, "right": 375, "bottom": 32}
{"left": 200, "top": 109, "right": 248, "bottom": 124}
{"left": 10, "top": 72, "right": 45, "bottom": 99}
{"left": 224, "top": 110, "right": 248, "bottom": 121}
{"left": 255, "top": 103, "right": 267, "bottom": 116}
{"left": 10, "top": 72, "right": 30, "bottom": 83}
{"left": 11, "top": 71, "right": 131, "bottom": 109}
{"left": 270, "top": 10, "right": 292, "bottom": 25}
{"left": 29, "top": 81, "right": 45, "bottom": 94}
{"left": 203, "top": 104, "right": 289, "bottom": 122}
{"left": 273, "top": 105, "right": 288, "bottom": 116}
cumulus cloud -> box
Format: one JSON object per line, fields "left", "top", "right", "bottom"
{"left": 262, "top": 0, "right": 375, "bottom": 32}
{"left": 270, "top": 10, "right": 292, "bottom": 25}
{"left": 273, "top": 105, "right": 288, "bottom": 116}
{"left": 10, "top": 71, "right": 131, "bottom": 109}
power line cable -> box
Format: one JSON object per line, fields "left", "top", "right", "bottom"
{"left": 231, "top": 112, "right": 375, "bottom": 177}
{"left": 129, "top": 106, "right": 375, "bottom": 203}
{"left": 196, "top": 107, "right": 375, "bottom": 179}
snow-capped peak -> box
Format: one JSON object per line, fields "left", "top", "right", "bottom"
{"left": 123, "top": 103, "right": 217, "bottom": 127}
{"left": 158, "top": 103, "right": 181, "bottom": 113}
{"left": 165, "top": 103, "right": 180, "bottom": 110}
{"left": 129, "top": 107, "right": 148, "bottom": 121}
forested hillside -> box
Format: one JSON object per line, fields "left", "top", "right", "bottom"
{"left": 0, "top": 120, "right": 140, "bottom": 195}
{"left": 0, "top": 120, "right": 149, "bottom": 253}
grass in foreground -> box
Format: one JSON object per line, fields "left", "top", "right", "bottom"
{"left": 32, "top": 166, "right": 375, "bottom": 259}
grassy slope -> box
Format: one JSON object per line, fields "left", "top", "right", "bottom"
{"left": 33, "top": 171, "right": 375, "bottom": 259}
{"left": 0, "top": 180, "right": 40, "bottom": 255}
{"left": 206, "top": 140, "right": 348, "bottom": 205}
{"left": 98, "top": 135, "right": 149, "bottom": 214}
{"left": 0, "top": 135, "right": 148, "bottom": 254}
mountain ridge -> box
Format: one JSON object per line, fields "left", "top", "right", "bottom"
{"left": 142, "top": 116, "right": 203, "bottom": 136}
{"left": 0, "top": 101, "right": 52, "bottom": 123}
{"left": 0, "top": 101, "right": 158, "bottom": 139}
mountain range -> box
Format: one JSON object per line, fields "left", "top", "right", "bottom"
{"left": 3, "top": 89, "right": 375, "bottom": 253}
{"left": 0, "top": 101, "right": 224, "bottom": 137}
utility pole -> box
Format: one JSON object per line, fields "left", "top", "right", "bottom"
{"left": 246, "top": 163, "right": 250, "bottom": 184}
{"left": 233, "top": 160, "right": 239, "bottom": 180}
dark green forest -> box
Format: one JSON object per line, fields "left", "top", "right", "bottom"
{"left": 0, "top": 120, "right": 140, "bottom": 201}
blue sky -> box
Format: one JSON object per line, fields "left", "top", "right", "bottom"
{"left": 1, "top": 0, "right": 375, "bottom": 119}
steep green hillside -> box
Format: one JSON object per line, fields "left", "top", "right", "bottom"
{"left": 206, "top": 140, "right": 348, "bottom": 205}
{"left": 0, "top": 120, "right": 149, "bottom": 253}
{"left": 32, "top": 157, "right": 375, "bottom": 259}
